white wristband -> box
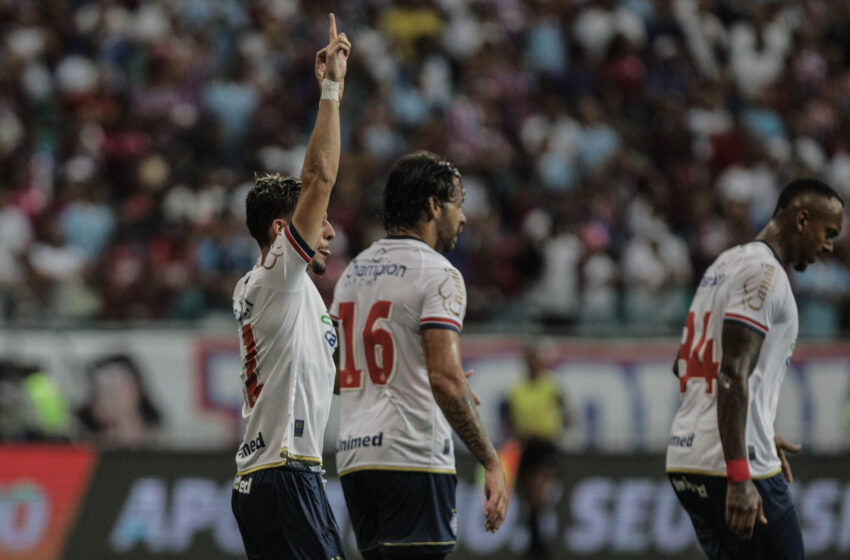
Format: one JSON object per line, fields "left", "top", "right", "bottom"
{"left": 321, "top": 79, "right": 340, "bottom": 102}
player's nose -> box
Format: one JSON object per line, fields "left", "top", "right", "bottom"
{"left": 823, "top": 239, "right": 834, "bottom": 254}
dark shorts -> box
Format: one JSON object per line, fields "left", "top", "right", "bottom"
{"left": 231, "top": 466, "right": 345, "bottom": 560}
{"left": 668, "top": 472, "right": 804, "bottom": 560}
{"left": 340, "top": 470, "right": 457, "bottom": 557}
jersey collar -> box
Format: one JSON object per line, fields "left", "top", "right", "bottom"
{"left": 385, "top": 234, "right": 429, "bottom": 247}
{"left": 755, "top": 240, "right": 784, "bottom": 266}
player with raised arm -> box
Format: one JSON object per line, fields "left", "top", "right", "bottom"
{"left": 230, "top": 14, "right": 351, "bottom": 560}
{"left": 330, "top": 151, "right": 509, "bottom": 559}
{"left": 666, "top": 178, "right": 844, "bottom": 559}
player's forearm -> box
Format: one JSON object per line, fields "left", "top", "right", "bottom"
{"left": 717, "top": 367, "right": 749, "bottom": 460}
{"left": 300, "top": 98, "right": 341, "bottom": 193}
{"left": 716, "top": 323, "right": 763, "bottom": 461}
{"left": 433, "top": 381, "right": 500, "bottom": 469}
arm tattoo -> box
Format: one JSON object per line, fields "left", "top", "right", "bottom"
{"left": 437, "top": 384, "right": 499, "bottom": 468}
{"left": 717, "top": 322, "right": 764, "bottom": 461}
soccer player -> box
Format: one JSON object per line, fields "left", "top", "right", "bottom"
{"left": 666, "top": 178, "right": 844, "bottom": 559}
{"left": 230, "top": 15, "right": 350, "bottom": 560}
{"left": 330, "top": 151, "right": 509, "bottom": 559}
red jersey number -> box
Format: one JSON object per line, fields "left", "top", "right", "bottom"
{"left": 677, "top": 311, "right": 720, "bottom": 393}
{"left": 241, "top": 324, "right": 264, "bottom": 407}
{"left": 337, "top": 301, "right": 397, "bottom": 390}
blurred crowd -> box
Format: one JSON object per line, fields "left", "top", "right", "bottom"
{"left": 1, "top": 0, "right": 850, "bottom": 336}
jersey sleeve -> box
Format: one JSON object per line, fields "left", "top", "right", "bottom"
{"left": 721, "top": 257, "right": 782, "bottom": 337}
{"left": 419, "top": 264, "right": 466, "bottom": 334}
{"left": 258, "top": 224, "right": 314, "bottom": 291}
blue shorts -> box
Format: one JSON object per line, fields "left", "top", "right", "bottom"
{"left": 231, "top": 466, "right": 345, "bottom": 560}
{"left": 340, "top": 470, "right": 457, "bottom": 557}
{"left": 668, "top": 472, "right": 804, "bottom": 560}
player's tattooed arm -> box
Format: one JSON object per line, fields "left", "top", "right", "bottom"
{"left": 440, "top": 383, "right": 496, "bottom": 463}
{"left": 717, "top": 322, "right": 764, "bottom": 461}
{"left": 422, "top": 329, "right": 499, "bottom": 468}
{"left": 423, "top": 327, "right": 509, "bottom": 532}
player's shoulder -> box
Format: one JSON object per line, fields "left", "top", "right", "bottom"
{"left": 733, "top": 242, "right": 785, "bottom": 277}
{"left": 233, "top": 269, "right": 253, "bottom": 296}
{"left": 714, "top": 242, "right": 778, "bottom": 272}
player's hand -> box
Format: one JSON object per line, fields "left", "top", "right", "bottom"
{"left": 774, "top": 435, "right": 801, "bottom": 483}
{"left": 482, "top": 461, "right": 509, "bottom": 533}
{"left": 315, "top": 14, "right": 350, "bottom": 98}
{"left": 725, "top": 480, "right": 767, "bottom": 539}
{"left": 464, "top": 369, "right": 481, "bottom": 406}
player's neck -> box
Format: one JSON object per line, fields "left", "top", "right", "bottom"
{"left": 387, "top": 225, "right": 437, "bottom": 250}
{"left": 754, "top": 224, "right": 787, "bottom": 267}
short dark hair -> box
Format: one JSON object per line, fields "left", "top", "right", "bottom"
{"left": 246, "top": 173, "right": 302, "bottom": 247}
{"left": 773, "top": 177, "right": 844, "bottom": 217}
{"left": 383, "top": 151, "right": 462, "bottom": 233}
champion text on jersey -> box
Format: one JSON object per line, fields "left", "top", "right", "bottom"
{"left": 699, "top": 272, "right": 726, "bottom": 288}
{"left": 345, "top": 259, "right": 408, "bottom": 286}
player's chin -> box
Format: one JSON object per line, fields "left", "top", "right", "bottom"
{"left": 309, "top": 257, "right": 327, "bottom": 275}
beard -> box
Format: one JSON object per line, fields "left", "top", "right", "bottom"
{"left": 436, "top": 225, "right": 461, "bottom": 254}
{"left": 309, "top": 259, "right": 327, "bottom": 275}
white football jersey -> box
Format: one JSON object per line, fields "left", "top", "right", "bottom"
{"left": 330, "top": 236, "right": 467, "bottom": 476}
{"left": 232, "top": 224, "right": 338, "bottom": 475}
{"left": 666, "top": 241, "right": 798, "bottom": 478}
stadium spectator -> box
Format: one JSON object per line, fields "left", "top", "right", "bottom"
{"left": 0, "top": 0, "right": 846, "bottom": 337}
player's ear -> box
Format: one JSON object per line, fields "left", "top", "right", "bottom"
{"left": 270, "top": 218, "right": 287, "bottom": 239}
{"left": 796, "top": 209, "right": 809, "bottom": 232}
{"left": 426, "top": 196, "right": 441, "bottom": 220}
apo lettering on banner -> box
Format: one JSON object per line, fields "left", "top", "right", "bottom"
{"left": 62, "top": 450, "right": 244, "bottom": 560}
{"left": 0, "top": 445, "right": 96, "bottom": 560}
{"left": 109, "top": 477, "right": 243, "bottom": 553}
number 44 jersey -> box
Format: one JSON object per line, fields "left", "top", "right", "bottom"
{"left": 666, "top": 241, "right": 798, "bottom": 479}
{"left": 330, "top": 236, "right": 467, "bottom": 476}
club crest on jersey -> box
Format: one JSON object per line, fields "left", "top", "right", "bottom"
{"left": 438, "top": 268, "right": 464, "bottom": 317}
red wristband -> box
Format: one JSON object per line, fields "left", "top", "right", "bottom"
{"left": 726, "top": 458, "right": 751, "bottom": 483}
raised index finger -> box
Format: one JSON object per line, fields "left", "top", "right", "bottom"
{"left": 329, "top": 13, "right": 337, "bottom": 41}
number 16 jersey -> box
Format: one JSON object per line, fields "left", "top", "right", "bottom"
{"left": 330, "top": 236, "right": 467, "bottom": 476}
{"left": 666, "top": 241, "right": 797, "bottom": 478}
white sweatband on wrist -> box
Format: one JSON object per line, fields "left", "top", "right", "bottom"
{"left": 321, "top": 79, "right": 340, "bottom": 102}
